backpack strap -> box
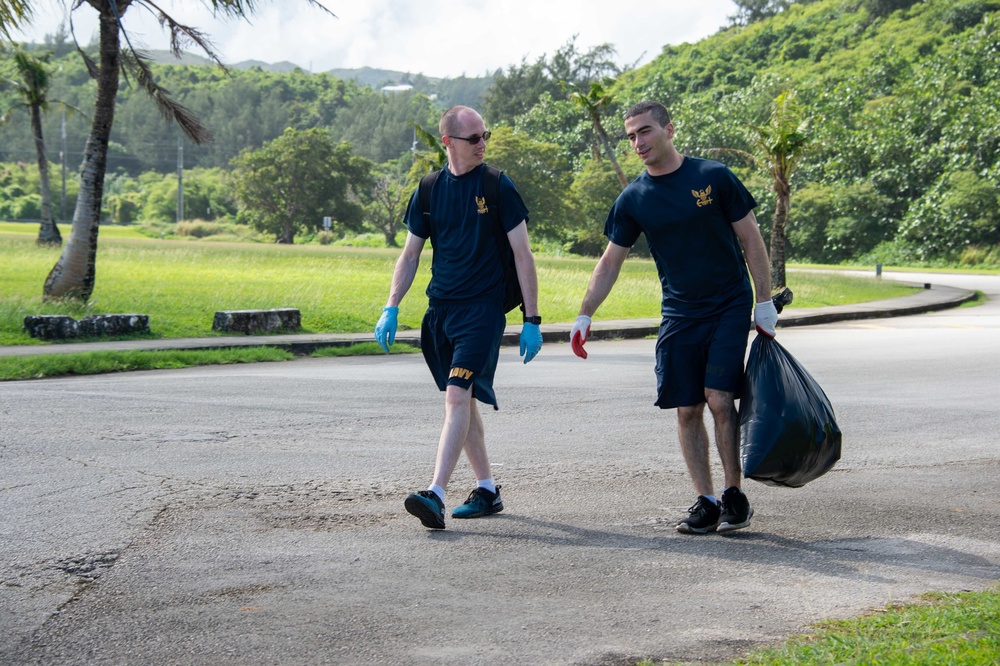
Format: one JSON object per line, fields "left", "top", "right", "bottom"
{"left": 418, "top": 169, "right": 441, "bottom": 228}
{"left": 482, "top": 164, "right": 502, "bottom": 230}
{"left": 481, "top": 165, "right": 507, "bottom": 259}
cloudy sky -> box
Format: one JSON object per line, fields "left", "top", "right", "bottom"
{"left": 12, "top": 1, "right": 738, "bottom": 78}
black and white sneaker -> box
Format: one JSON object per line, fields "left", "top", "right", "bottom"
{"left": 676, "top": 496, "right": 721, "bottom": 534}
{"left": 717, "top": 486, "right": 754, "bottom": 533}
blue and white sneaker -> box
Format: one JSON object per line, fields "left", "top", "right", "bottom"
{"left": 452, "top": 485, "right": 504, "bottom": 519}
{"left": 404, "top": 490, "right": 445, "bottom": 529}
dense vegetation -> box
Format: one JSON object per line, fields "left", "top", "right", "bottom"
{"left": 1, "top": 0, "right": 998, "bottom": 266}
{"left": 612, "top": 0, "right": 1000, "bottom": 266}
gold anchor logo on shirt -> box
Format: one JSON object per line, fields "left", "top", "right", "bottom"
{"left": 692, "top": 185, "right": 713, "bottom": 207}
{"left": 476, "top": 196, "right": 489, "bottom": 214}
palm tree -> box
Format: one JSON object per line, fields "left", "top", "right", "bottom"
{"left": 564, "top": 79, "right": 629, "bottom": 189}
{"left": 1, "top": 0, "right": 335, "bottom": 301}
{"left": 0, "top": 0, "right": 31, "bottom": 40}
{"left": 1, "top": 43, "right": 75, "bottom": 246}
{"left": 712, "top": 90, "right": 810, "bottom": 289}
{"left": 409, "top": 122, "right": 446, "bottom": 174}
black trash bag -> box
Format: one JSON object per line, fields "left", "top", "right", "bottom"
{"left": 739, "top": 334, "right": 842, "bottom": 487}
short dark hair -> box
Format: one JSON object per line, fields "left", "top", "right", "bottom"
{"left": 624, "top": 101, "right": 671, "bottom": 127}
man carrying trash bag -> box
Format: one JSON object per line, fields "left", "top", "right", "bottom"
{"left": 570, "top": 100, "right": 777, "bottom": 534}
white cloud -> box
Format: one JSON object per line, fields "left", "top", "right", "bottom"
{"left": 11, "top": 0, "right": 737, "bottom": 78}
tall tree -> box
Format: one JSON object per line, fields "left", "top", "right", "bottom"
{"left": 1, "top": 43, "right": 72, "bottom": 245}
{"left": 484, "top": 126, "right": 573, "bottom": 243}
{"left": 366, "top": 160, "right": 411, "bottom": 248}
{"left": 736, "top": 91, "right": 810, "bottom": 289}
{"left": 482, "top": 36, "right": 623, "bottom": 127}
{"left": 229, "top": 127, "right": 372, "bottom": 244}
{"left": 729, "top": 0, "right": 790, "bottom": 26}
{"left": 563, "top": 79, "right": 628, "bottom": 188}
{"left": 710, "top": 90, "right": 810, "bottom": 288}
{"left": 0, "top": 0, "right": 335, "bottom": 301}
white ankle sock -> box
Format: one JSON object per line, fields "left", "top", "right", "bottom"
{"left": 477, "top": 478, "right": 496, "bottom": 494}
{"left": 428, "top": 484, "right": 445, "bottom": 502}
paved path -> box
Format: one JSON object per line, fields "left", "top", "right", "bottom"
{"left": 1, "top": 272, "right": 995, "bottom": 665}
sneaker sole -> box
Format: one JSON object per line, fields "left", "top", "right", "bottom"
{"left": 452, "top": 503, "right": 504, "bottom": 520}
{"left": 404, "top": 495, "right": 445, "bottom": 529}
{"left": 717, "top": 508, "right": 754, "bottom": 533}
{"left": 675, "top": 521, "right": 719, "bottom": 535}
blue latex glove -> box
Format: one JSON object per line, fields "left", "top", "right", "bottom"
{"left": 520, "top": 322, "right": 542, "bottom": 364}
{"left": 374, "top": 306, "right": 398, "bottom": 353}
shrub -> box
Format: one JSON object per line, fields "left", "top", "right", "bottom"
{"left": 175, "top": 220, "right": 221, "bottom": 238}
{"left": 944, "top": 1, "right": 995, "bottom": 32}
{"left": 958, "top": 245, "right": 1000, "bottom": 268}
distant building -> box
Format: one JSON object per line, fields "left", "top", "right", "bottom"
{"left": 381, "top": 84, "right": 414, "bottom": 93}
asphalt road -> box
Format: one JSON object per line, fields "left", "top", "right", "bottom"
{"left": 2, "top": 271, "right": 999, "bottom": 665}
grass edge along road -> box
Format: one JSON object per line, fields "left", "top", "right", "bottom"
{"left": 0, "top": 341, "right": 418, "bottom": 381}
{"left": 644, "top": 585, "right": 1000, "bottom": 666}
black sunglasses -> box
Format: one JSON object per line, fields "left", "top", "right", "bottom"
{"left": 447, "top": 130, "right": 491, "bottom": 144}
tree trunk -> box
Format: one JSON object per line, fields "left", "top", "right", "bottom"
{"left": 31, "top": 104, "right": 62, "bottom": 246}
{"left": 43, "top": 6, "right": 121, "bottom": 300}
{"left": 595, "top": 117, "right": 629, "bottom": 189}
{"left": 381, "top": 225, "right": 399, "bottom": 248}
{"left": 770, "top": 175, "right": 790, "bottom": 290}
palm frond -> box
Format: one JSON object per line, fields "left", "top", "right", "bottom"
{"left": 411, "top": 122, "right": 446, "bottom": 171}
{"left": 141, "top": 0, "right": 227, "bottom": 67}
{"left": 66, "top": 8, "right": 99, "bottom": 80}
{"left": 0, "top": 0, "right": 33, "bottom": 40}
{"left": 207, "top": 0, "right": 336, "bottom": 20}
{"left": 121, "top": 48, "right": 213, "bottom": 144}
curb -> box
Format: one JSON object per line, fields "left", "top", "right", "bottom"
{"left": 0, "top": 282, "right": 977, "bottom": 359}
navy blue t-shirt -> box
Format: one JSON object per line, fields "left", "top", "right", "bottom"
{"left": 605, "top": 156, "right": 757, "bottom": 319}
{"left": 406, "top": 163, "right": 529, "bottom": 305}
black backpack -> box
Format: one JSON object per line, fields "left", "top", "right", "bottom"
{"left": 418, "top": 164, "right": 524, "bottom": 314}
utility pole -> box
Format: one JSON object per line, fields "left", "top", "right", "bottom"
{"left": 176, "top": 135, "right": 184, "bottom": 223}
{"left": 60, "top": 108, "right": 67, "bottom": 222}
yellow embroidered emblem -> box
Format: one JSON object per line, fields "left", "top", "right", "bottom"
{"left": 691, "top": 185, "right": 713, "bottom": 207}
{"left": 476, "top": 196, "right": 489, "bottom": 215}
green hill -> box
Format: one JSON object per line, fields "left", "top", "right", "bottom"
{"left": 610, "top": 0, "right": 1000, "bottom": 264}
{"left": 2, "top": 1, "right": 997, "bottom": 264}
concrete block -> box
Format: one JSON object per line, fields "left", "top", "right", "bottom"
{"left": 212, "top": 309, "right": 301, "bottom": 335}
{"left": 78, "top": 314, "right": 150, "bottom": 337}
{"left": 23, "top": 315, "right": 79, "bottom": 340}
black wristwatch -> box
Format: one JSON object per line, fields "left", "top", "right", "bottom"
{"left": 523, "top": 315, "right": 542, "bottom": 325}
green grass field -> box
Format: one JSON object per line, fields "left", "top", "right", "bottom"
{"left": 1, "top": 223, "right": 919, "bottom": 346}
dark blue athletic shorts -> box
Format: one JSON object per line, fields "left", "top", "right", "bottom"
{"left": 654, "top": 313, "right": 750, "bottom": 409}
{"left": 421, "top": 301, "right": 506, "bottom": 409}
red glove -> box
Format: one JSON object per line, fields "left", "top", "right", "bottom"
{"left": 570, "top": 315, "right": 592, "bottom": 359}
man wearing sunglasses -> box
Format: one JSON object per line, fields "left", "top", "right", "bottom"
{"left": 375, "top": 105, "right": 542, "bottom": 530}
